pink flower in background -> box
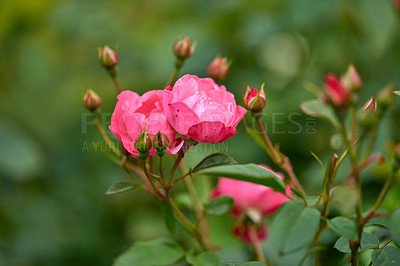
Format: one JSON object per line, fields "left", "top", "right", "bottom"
{"left": 323, "top": 74, "right": 351, "bottom": 108}
{"left": 211, "top": 165, "right": 291, "bottom": 242}
{"left": 163, "top": 75, "right": 246, "bottom": 143}
{"left": 109, "top": 90, "right": 183, "bottom": 157}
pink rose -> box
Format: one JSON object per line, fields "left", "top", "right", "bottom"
{"left": 163, "top": 75, "right": 246, "bottom": 143}
{"left": 109, "top": 90, "right": 183, "bottom": 157}
{"left": 211, "top": 165, "right": 291, "bottom": 242}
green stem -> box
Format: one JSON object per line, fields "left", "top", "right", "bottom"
{"left": 111, "top": 75, "right": 123, "bottom": 93}
{"left": 95, "top": 113, "right": 120, "bottom": 156}
{"left": 256, "top": 117, "right": 307, "bottom": 196}
{"left": 159, "top": 156, "right": 166, "bottom": 185}
{"left": 167, "top": 151, "right": 184, "bottom": 184}
{"left": 142, "top": 159, "right": 164, "bottom": 199}
{"left": 165, "top": 67, "right": 181, "bottom": 87}
{"left": 249, "top": 225, "right": 266, "bottom": 263}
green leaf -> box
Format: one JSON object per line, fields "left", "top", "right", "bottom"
{"left": 205, "top": 196, "right": 234, "bottom": 216}
{"left": 390, "top": 207, "right": 400, "bottom": 247}
{"left": 195, "top": 164, "right": 285, "bottom": 193}
{"left": 365, "top": 216, "right": 389, "bottom": 228}
{"left": 161, "top": 201, "right": 176, "bottom": 235}
{"left": 305, "top": 196, "right": 321, "bottom": 207}
{"left": 192, "top": 153, "right": 237, "bottom": 173}
{"left": 300, "top": 99, "right": 340, "bottom": 129}
{"left": 217, "top": 263, "right": 267, "bottom": 266}
{"left": 371, "top": 246, "right": 400, "bottom": 266}
{"left": 246, "top": 126, "right": 269, "bottom": 151}
{"left": 394, "top": 91, "right": 400, "bottom": 96}
{"left": 186, "top": 251, "right": 222, "bottom": 266}
{"left": 113, "top": 237, "right": 184, "bottom": 266}
{"left": 271, "top": 200, "right": 321, "bottom": 253}
{"left": 327, "top": 217, "right": 358, "bottom": 241}
{"left": 105, "top": 182, "right": 143, "bottom": 195}
{"left": 334, "top": 232, "right": 379, "bottom": 253}
{"left": 291, "top": 187, "right": 305, "bottom": 201}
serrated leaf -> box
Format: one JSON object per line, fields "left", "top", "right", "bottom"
{"left": 195, "top": 164, "right": 285, "bottom": 193}
{"left": 390, "top": 207, "right": 400, "bottom": 247}
{"left": 113, "top": 237, "right": 184, "bottom": 266}
{"left": 161, "top": 201, "right": 176, "bottom": 235}
{"left": 105, "top": 182, "right": 143, "bottom": 195}
{"left": 192, "top": 153, "right": 237, "bottom": 173}
{"left": 186, "top": 251, "right": 222, "bottom": 266}
{"left": 334, "top": 232, "right": 379, "bottom": 253}
{"left": 327, "top": 217, "right": 358, "bottom": 241}
{"left": 205, "top": 196, "right": 234, "bottom": 216}
{"left": 271, "top": 200, "right": 321, "bottom": 253}
{"left": 246, "top": 126, "right": 269, "bottom": 151}
{"left": 300, "top": 99, "right": 340, "bottom": 129}
{"left": 365, "top": 216, "right": 389, "bottom": 228}
{"left": 371, "top": 246, "right": 400, "bottom": 266}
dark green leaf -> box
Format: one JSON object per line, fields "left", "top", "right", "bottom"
{"left": 113, "top": 237, "right": 184, "bottom": 266}
{"left": 365, "top": 216, "right": 389, "bottom": 228}
{"left": 300, "top": 99, "right": 340, "bottom": 129}
{"left": 327, "top": 217, "right": 358, "bottom": 241}
{"left": 371, "top": 246, "right": 400, "bottom": 266}
{"left": 105, "top": 182, "right": 143, "bottom": 195}
{"left": 334, "top": 232, "right": 379, "bottom": 253}
{"left": 192, "top": 153, "right": 237, "bottom": 173}
{"left": 271, "top": 200, "right": 321, "bottom": 253}
{"left": 205, "top": 196, "right": 234, "bottom": 216}
{"left": 305, "top": 196, "right": 321, "bottom": 207}
{"left": 246, "top": 126, "right": 269, "bottom": 151}
{"left": 186, "top": 251, "right": 222, "bottom": 266}
{"left": 196, "top": 164, "right": 285, "bottom": 193}
{"left": 162, "top": 201, "right": 176, "bottom": 235}
{"left": 390, "top": 208, "right": 400, "bottom": 247}
{"left": 291, "top": 187, "right": 305, "bottom": 200}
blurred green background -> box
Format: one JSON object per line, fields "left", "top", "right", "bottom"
{"left": 0, "top": 0, "right": 399, "bottom": 265}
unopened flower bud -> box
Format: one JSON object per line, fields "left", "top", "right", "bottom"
{"left": 208, "top": 56, "right": 230, "bottom": 81}
{"left": 98, "top": 45, "right": 119, "bottom": 70}
{"left": 243, "top": 84, "right": 266, "bottom": 114}
{"left": 173, "top": 37, "right": 196, "bottom": 59}
{"left": 152, "top": 132, "right": 169, "bottom": 157}
{"left": 341, "top": 64, "right": 362, "bottom": 91}
{"left": 323, "top": 73, "right": 352, "bottom": 108}
{"left": 362, "top": 97, "right": 377, "bottom": 113}
{"left": 134, "top": 126, "right": 152, "bottom": 160}
{"left": 376, "top": 83, "right": 395, "bottom": 114}
{"left": 83, "top": 88, "right": 102, "bottom": 111}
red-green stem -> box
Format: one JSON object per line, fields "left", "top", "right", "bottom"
{"left": 167, "top": 151, "right": 184, "bottom": 184}
{"left": 142, "top": 159, "right": 165, "bottom": 199}
{"left": 256, "top": 117, "right": 307, "bottom": 196}
{"left": 94, "top": 112, "right": 120, "bottom": 156}
{"left": 249, "top": 225, "right": 266, "bottom": 263}
{"left": 112, "top": 75, "right": 123, "bottom": 93}
{"left": 159, "top": 156, "right": 166, "bottom": 185}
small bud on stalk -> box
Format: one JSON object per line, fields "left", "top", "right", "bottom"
{"left": 83, "top": 88, "right": 102, "bottom": 111}
{"left": 322, "top": 74, "right": 352, "bottom": 109}
{"left": 341, "top": 64, "right": 362, "bottom": 91}
{"left": 134, "top": 126, "right": 152, "bottom": 160}
{"left": 243, "top": 84, "right": 266, "bottom": 116}
{"left": 359, "top": 97, "right": 378, "bottom": 129}
{"left": 376, "top": 83, "right": 395, "bottom": 115}
{"left": 152, "top": 132, "right": 169, "bottom": 157}
{"left": 98, "top": 45, "right": 119, "bottom": 71}
{"left": 173, "top": 37, "right": 196, "bottom": 60}
{"left": 208, "top": 55, "right": 230, "bottom": 82}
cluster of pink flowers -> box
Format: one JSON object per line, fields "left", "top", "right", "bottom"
{"left": 211, "top": 165, "right": 291, "bottom": 243}
{"left": 109, "top": 74, "right": 246, "bottom": 157}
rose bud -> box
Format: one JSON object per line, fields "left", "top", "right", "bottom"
{"left": 376, "top": 83, "right": 395, "bottom": 114}
{"left": 341, "top": 64, "right": 362, "bottom": 91}
{"left": 98, "top": 45, "right": 119, "bottom": 70}
{"left": 134, "top": 126, "right": 152, "bottom": 160}
{"left": 322, "top": 73, "right": 352, "bottom": 109}
{"left": 243, "top": 84, "right": 266, "bottom": 114}
{"left": 152, "top": 132, "right": 170, "bottom": 157}
{"left": 208, "top": 55, "right": 230, "bottom": 82}
{"left": 173, "top": 37, "right": 197, "bottom": 59}
{"left": 362, "top": 97, "right": 377, "bottom": 113}
{"left": 83, "top": 88, "right": 102, "bottom": 111}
